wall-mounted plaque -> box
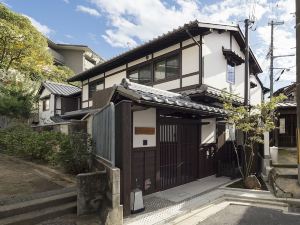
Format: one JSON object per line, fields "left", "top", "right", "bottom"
{"left": 135, "top": 127, "right": 155, "bottom": 135}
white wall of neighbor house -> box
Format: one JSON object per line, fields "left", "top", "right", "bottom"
{"left": 202, "top": 31, "right": 245, "bottom": 98}
{"left": 201, "top": 118, "right": 216, "bottom": 143}
{"left": 39, "top": 89, "right": 55, "bottom": 125}
{"left": 250, "top": 75, "right": 263, "bottom": 106}
{"left": 133, "top": 108, "right": 156, "bottom": 148}
{"left": 56, "top": 97, "right": 62, "bottom": 115}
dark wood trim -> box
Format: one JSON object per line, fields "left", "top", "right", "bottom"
{"left": 180, "top": 42, "right": 183, "bottom": 88}
{"left": 199, "top": 35, "right": 203, "bottom": 85}
{"left": 170, "top": 84, "right": 200, "bottom": 92}
{"left": 181, "top": 42, "right": 197, "bottom": 50}
{"left": 54, "top": 95, "right": 57, "bottom": 114}
{"left": 155, "top": 109, "right": 161, "bottom": 191}
{"left": 182, "top": 71, "right": 199, "bottom": 78}
{"left": 115, "top": 100, "right": 132, "bottom": 216}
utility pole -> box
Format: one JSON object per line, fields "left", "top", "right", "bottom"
{"left": 244, "top": 19, "right": 254, "bottom": 106}
{"left": 269, "top": 20, "right": 284, "bottom": 98}
{"left": 296, "top": 0, "right": 300, "bottom": 183}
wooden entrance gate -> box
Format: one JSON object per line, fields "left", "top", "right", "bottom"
{"left": 159, "top": 119, "right": 198, "bottom": 190}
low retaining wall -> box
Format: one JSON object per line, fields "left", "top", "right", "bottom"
{"left": 32, "top": 120, "right": 87, "bottom": 134}
{"left": 77, "top": 156, "right": 123, "bottom": 225}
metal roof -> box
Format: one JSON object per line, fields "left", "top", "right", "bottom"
{"left": 42, "top": 81, "right": 81, "bottom": 96}
{"left": 68, "top": 20, "right": 262, "bottom": 82}
{"left": 277, "top": 102, "right": 297, "bottom": 108}
{"left": 118, "top": 79, "right": 225, "bottom": 115}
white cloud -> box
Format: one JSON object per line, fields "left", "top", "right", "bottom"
{"left": 65, "top": 34, "right": 74, "bottom": 39}
{"left": 76, "top": 5, "right": 101, "bottom": 17}
{"left": 63, "top": 0, "right": 69, "bottom": 3}
{"left": 23, "top": 15, "right": 53, "bottom": 36}
{"left": 88, "top": 0, "right": 295, "bottom": 86}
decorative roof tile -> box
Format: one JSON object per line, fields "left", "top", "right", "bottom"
{"left": 119, "top": 79, "right": 225, "bottom": 115}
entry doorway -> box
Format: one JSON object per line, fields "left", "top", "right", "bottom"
{"left": 159, "top": 119, "right": 198, "bottom": 190}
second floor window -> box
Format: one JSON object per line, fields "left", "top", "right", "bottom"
{"left": 128, "top": 64, "right": 152, "bottom": 84}
{"left": 43, "top": 99, "right": 50, "bottom": 111}
{"left": 154, "top": 55, "right": 179, "bottom": 81}
{"left": 89, "top": 80, "right": 104, "bottom": 98}
{"left": 227, "top": 64, "right": 235, "bottom": 84}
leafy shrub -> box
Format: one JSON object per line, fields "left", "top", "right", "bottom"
{"left": 54, "top": 132, "right": 91, "bottom": 174}
{"left": 0, "top": 125, "right": 91, "bottom": 174}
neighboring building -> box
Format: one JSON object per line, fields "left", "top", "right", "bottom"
{"left": 37, "top": 39, "right": 104, "bottom": 124}
{"left": 273, "top": 83, "right": 297, "bottom": 147}
{"left": 47, "top": 39, "right": 104, "bottom": 74}
{"left": 67, "top": 20, "right": 266, "bottom": 215}
{"left": 38, "top": 81, "right": 81, "bottom": 125}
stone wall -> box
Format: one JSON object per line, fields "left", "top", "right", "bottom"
{"left": 77, "top": 156, "right": 123, "bottom": 225}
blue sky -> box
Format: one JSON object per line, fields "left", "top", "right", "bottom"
{"left": 0, "top": 0, "right": 296, "bottom": 91}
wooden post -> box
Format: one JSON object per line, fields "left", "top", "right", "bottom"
{"left": 115, "top": 100, "right": 132, "bottom": 216}
{"left": 296, "top": 0, "right": 300, "bottom": 183}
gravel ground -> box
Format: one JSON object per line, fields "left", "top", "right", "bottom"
{"left": 0, "top": 154, "right": 74, "bottom": 200}
{"left": 199, "top": 205, "right": 300, "bottom": 225}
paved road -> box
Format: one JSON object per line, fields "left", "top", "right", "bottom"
{"left": 199, "top": 205, "right": 300, "bottom": 225}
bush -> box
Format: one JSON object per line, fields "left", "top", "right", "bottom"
{"left": 54, "top": 132, "right": 91, "bottom": 174}
{"left": 0, "top": 125, "right": 91, "bottom": 174}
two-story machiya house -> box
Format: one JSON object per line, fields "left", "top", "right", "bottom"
{"left": 67, "top": 21, "right": 266, "bottom": 215}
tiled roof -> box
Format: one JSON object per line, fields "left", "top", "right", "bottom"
{"left": 119, "top": 79, "right": 225, "bottom": 115}
{"left": 180, "top": 85, "right": 244, "bottom": 104}
{"left": 68, "top": 20, "right": 262, "bottom": 82}
{"left": 277, "top": 102, "right": 297, "bottom": 108}
{"left": 43, "top": 81, "right": 81, "bottom": 96}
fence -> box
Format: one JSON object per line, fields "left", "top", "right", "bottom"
{"left": 92, "top": 103, "right": 115, "bottom": 166}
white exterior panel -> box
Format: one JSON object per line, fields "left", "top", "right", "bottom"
{"left": 153, "top": 79, "right": 180, "bottom": 91}
{"left": 133, "top": 108, "right": 156, "bottom": 148}
{"left": 182, "top": 75, "right": 199, "bottom": 87}
{"left": 105, "top": 71, "right": 126, "bottom": 88}
{"left": 201, "top": 118, "right": 216, "bottom": 144}
{"left": 182, "top": 45, "right": 199, "bottom": 75}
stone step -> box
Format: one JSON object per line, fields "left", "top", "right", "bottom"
{"left": 224, "top": 195, "right": 289, "bottom": 207}
{"left": 0, "top": 191, "right": 77, "bottom": 219}
{"left": 0, "top": 202, "right": 76, "bottom": 225}
{"left": 272, "top": 163, "right": 298, "bottom": 168}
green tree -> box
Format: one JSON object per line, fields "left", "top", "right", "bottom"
{"left": 222, "top": 93, "right": 286, "bottom": 188}
{"left": 0, "top": 4, "right": 73, "bottom": 82}
{"left": 0, "top": 77, "right": 35, "bottom": 120}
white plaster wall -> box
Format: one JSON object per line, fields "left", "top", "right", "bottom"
{"left": 182, "top": 36, "right": 200, "bottom": 47}
{"left": 105, "top": 64, "right": 126, "bottom": 76}
{"left": 128, "top": 55, "right": 152, "bottom": 68}
{"left": 153, "top": 44, "right": 180, "bottom": 58}
{"left": 82, "top": 101, "right": 88, "bottom": 108}
{"left": 202, "top": 31, "right": 245, "bottom": 98}
{"left": 56, "top": 97, "right": 61, "bottom": 115}
{"left": 89, "top": 73, "right": 104, "bottom": 82}
{"left": 250, "top": 75, "right": 262, "bottom": 106}
{"left": 39, "top": 90, "right": 55, "bottom": 125}
{"left": 153, "top": 79, "right": 180, "bottom": 91}
{"left": 182, "top": 74, "right": 199, "bottom": 87}
{"left": 133, "top": 108, "right": 156, "bottom": 148}
{"left": 201, "top": 118, "right": 216, "bottom": 143}
{"left": 182, "top": 45, "right": 199, "bottom": 75}
{"left": 105, "top": 71, "right": 126, "bottom": 88}
{"left": 82, "top": 84, "right": 89, "bottom": 103}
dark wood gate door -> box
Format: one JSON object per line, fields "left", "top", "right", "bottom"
{"left": 159, "top": 120, "right": 198, "bottom": 190}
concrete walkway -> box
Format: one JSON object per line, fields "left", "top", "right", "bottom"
{"left": 124, "top": 176, "right": 295, "bottom": 225}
